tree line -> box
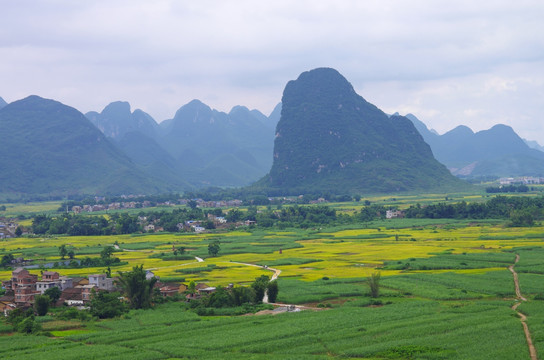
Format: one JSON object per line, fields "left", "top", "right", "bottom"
{"left": 30, "top": 195, "right": 544, "bottom": 237}
{"left": 404, "top": 196, "right": 544, "bottom": 226}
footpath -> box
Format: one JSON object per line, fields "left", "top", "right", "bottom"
{"left": 509, "top": 254, "right": 538, "bottom": 360}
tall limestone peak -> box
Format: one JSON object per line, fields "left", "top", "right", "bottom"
{"left": 86, "top": 101, "right": 159, "bottom": 140}
{"left": 259, "top": 68, "right": 464, "bottom": 194}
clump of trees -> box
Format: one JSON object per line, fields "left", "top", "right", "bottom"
{"left": 207, "top": 241, "right": 220, "bottom": 257}
{"left": 404, "top": 196, "right": 544, "bottom": 225}
{"left": 6, "top": 308, "right": 41, "bottom": 334}
{"left": 116, "top": 265, "right": 157, "bottom": 309}
{"left": 486, "top": 185, "right": 529, "bottom": 193}
{"left": 89, "top": 290, "right": 127, "bottom": 319}
{"left": 189, "top": 275, "right": 279, "bottom": 315}
{"left": 1, "top": 254, "right": 14, "bottom": 268}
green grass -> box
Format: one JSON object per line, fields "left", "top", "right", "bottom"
{"left": 382, "top": 252, "right": 515, "bottom": 271}
{"left": 276, "top": 277, "right": 372, "bottom": 304}
{"left": 256, "top": 258, "right": 323, "bottom": 267}
{"left": 518, "top": 300, "right": 544, "bottom": 357}
{"left": 175, "top": 264, "right": 220, "bottom": 274}
{"left": 380, "top": 270, "right": 515, "bottom": 299}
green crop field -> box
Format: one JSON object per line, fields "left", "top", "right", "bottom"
{"left": 1, "top": 196, "right": 543, "bottom": 359}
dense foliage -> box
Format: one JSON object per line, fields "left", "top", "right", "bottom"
{"left": 89, "top": 290, "right": 127, "bottom": 319}
{"left": 188, "top": 275, "right": 279, "bottom": 316}
{"left": 485, "top": 185, "right": 529, "bottom": 193}
{"left": 405, "top": 195, "right": 544, "bottom": 226}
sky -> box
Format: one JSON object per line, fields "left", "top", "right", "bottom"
{"left": 1, "top": 0, "right": 543, "bottom": 142}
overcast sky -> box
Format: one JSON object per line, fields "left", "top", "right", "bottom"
{"left": 1, "top": 1, "right": 543, "bottom": 141}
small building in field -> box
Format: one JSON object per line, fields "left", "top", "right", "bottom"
{"left": 386, "top": 209, "right": 404, "bottom": 219}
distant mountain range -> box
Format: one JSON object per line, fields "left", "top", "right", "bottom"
{"left": 0, "top": 96, "right": 183, "bottom": 196}
{"left": 405, "top": 113, "right": 544, "bottom": 177}
{"left": 524, "top": 139, "right": 544, "bottom": 152}
{"left": 255, "top": 68, "right": 464, "bottom": 195}
{"left": 1, "top": 79, "right": 543, "bottom": 197}
{"left": 86, "top": 100, "right": 281, "bottom": 188}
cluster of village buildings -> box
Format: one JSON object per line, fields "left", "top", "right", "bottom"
{"left": 499, "top": 176, "right": 544, "bottom": 185}
{"left": 0, "top": 220, "right": 18, "bottom": 239}
{"left": 72, "top": 198, "right": 244, "bottom": 214}
{"left": 141, "top": 214, "right": 250, "bottom": 234}
{"left": 0, "top": 267, "right": 217, "bottom": 315}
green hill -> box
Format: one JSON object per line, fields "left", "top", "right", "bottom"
{"left": 0, "top": 96, "right": 182, "bottom": 196}
{"left": 256, "top": 68, "right": 465, "bottom": 195}
{"left": 86, "top": 101, "right": 160, "bottom": 140}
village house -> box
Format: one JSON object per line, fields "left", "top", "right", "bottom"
{"left": 386, "top": 209, "right": 404, "bottom": 219}
{"left": 10, "top": 268, "right": 38, "bottom": 291}
{"left": 145, "top": 270, "right": 157, "bottom": 281}
{"left": 79, "top": 284, "right": 97, "bottom": 302}
{"left": 207, "top": 214, "right": 227, "bottom": 227}
{"left": 36, "top": 271, "right": 74, "bottom": 294}
{"left": 155, "top": 282, "right": 188, "bottom": 297}
{"left": 59, "top": 287, "right": 84, "bottom": 306}
{"left": 0, "top": 296, "right": 16, "bottom": 316}
{"left": 88, "top": 274, "right": 114, "bottom": 291}
{"left": 0, "top": 221, "right": 16, "bottom": 239}
{"left": 198, "top": 286, "right": 216, "bottom": 295}
{"left": 193, "top": 226, "right": 205, "bottom": 233}
{"left": 71, "top": 277, "right": 89, "bottom": 287}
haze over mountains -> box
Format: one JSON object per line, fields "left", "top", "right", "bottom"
{"left": 406, "top": 114, "right": 544, "bottom": 177}
{"left": 1, "top": 67, "right": 544, "bottom": 198}
{"left": 86, "top": 100, "right": 280, "bottom": 188}
{"left": 0, "top": 96, "right": 180, "bottom": 196}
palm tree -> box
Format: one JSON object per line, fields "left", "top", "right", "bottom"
{"left": 116, "top": 265, "right": 157, "bottom": 309}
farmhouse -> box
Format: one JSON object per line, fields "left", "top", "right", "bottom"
{"left": 88, "top": 274, "right": 114, "bottom": 291}
{"left": 386, "top": 209, "right": 404, "bottom": 219}
{"left": 36, "top": 271, "right": 74, "bottom": 294}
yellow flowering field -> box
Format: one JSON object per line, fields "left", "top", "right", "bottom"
{"left": 1, "top": 221, "right": 543, "bottom": 285}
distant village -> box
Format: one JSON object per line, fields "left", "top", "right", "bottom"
{"left": 70, "top": 198, "right": 244, "bottom": 214}
{"left": 498, "top": 176, "right": 544, "bottom": 185}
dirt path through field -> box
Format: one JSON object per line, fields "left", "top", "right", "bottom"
{"left": 509, "top": 254, "right": 538, "bottom": 360}
{"left": 223, "top": 261, "right": 281, "bottom": 303}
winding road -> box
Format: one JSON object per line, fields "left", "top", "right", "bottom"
{"left": 114, "top": 244, "right": 321, "bottom": 310}
{"left": 509, "top": 254, "right": 538, "bottom": 360}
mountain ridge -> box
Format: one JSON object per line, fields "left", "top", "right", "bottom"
{"left": 405, "top": 113, "right": 544, "bottom": 177}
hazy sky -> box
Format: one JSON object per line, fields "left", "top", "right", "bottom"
{"left": 1, "top": 1, "right": 543, "bottom": 141}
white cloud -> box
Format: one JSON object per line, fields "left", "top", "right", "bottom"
{"left": 0, "top": 0, "right": 543, "bottom": 141}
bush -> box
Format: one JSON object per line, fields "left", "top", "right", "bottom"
{"left": 57, "top": 307, "right": 91, "bottom": 321}
{"left": 367, "top": 272, "right": 381, "bottom": 298}
{"left": 90, "top": 290, "right": 127, "bottom": 319}
{"left": 34, "top": 295, "right": 51, "bottom": 316}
